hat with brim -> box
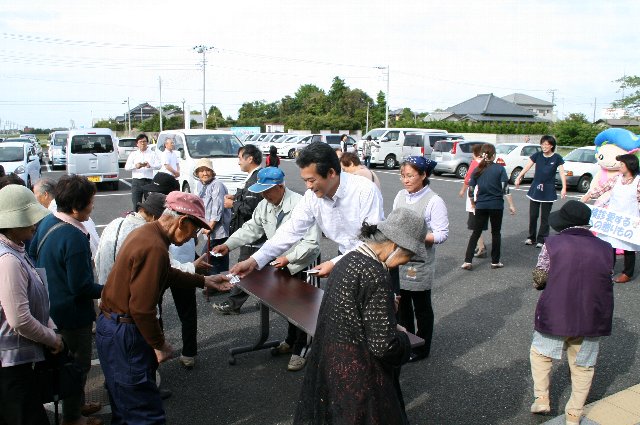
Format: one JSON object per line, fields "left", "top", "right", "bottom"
{"left": 0, "top": 185, "right": 51, "bottom": 228}
{"left": 165, "top": 191, "right": 211, "bottom": 230}
{"left": 192, "top": 158, "right": 214, "bottom": 178}
{"left": 142, "top": 172, "right": 180, "bottom": 195}
{"left": 248, "top": 167, "right": 285, "bottom": 193}
{"left": 137, "top": 192, "right": 167, "bottom": 218}
{"left": 377, "top": 208, "right": 427, "bottom": 257}
{"left": 548, "top": 200, "right": 592, "bottom": 232}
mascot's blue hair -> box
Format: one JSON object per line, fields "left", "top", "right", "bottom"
{"left": 594, "top": 128, "right": 640, "bottom": 152}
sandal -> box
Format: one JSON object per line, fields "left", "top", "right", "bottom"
{"left": 460, "top": 262, "right": 473, "bottom": 270}
{"left": 474, "top": 248, "right": 487, "bottom": 258}
{"left": 491, "top": 262, "right": 504, "bottom": 269}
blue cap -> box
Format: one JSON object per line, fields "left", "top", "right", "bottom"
{"left": 248, "top": 167, "right": 285, "bottom": 193}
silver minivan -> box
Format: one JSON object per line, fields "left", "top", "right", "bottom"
{"left": 48, "top": 131, "right": 68, "bottom": 169}
{"left": 431, "top": 140, "right": 489, "bottom": 179}
{"left": 66, "top": 128, "right": 120, "bottom": 189}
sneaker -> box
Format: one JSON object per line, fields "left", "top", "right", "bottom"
{"left": 212, "top": 301, "right": 240, "bottom": 315}
{"left": 179, "top": 355, "right": 195, "bottom": 369}
{"left": 491, "top": 262, "right": 504, "bottom": 269}
{"left": 536, "top": 243, "right": 544, "bottom": 248}
{"left": 275, "top": 341, "right": 292, "bottom": 355}
{"left": 460, "top": 262, "right": 473, "bottom": 270}
{"left": 287, "top": 354, "right": 306, "bottom": 371}
{"left": 530, "top": 396, "right": 550, "bottom": 414}
{"left": 525, "top": 239, "right": 534, "bottom": 245}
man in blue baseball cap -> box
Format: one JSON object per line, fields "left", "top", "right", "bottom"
{"left": 211, "top": 167, "right": 321, "bottom": 371}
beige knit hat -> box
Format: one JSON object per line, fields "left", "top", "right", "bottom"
{"left": 0, "top": 185, "right": 51, "bottom": 228}
{"left": 192, "top": 158, "right": 214, "bottom": 178}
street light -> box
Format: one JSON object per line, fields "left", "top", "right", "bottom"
{"left": 122, "top": 97, "right": 131, "bottom": 134}
{"left": 193, "top": 45, "right": 214, "bottom": 129}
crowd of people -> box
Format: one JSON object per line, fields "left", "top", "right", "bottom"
{"left": 0, "top": 134, "right": 634, "bottom": 425}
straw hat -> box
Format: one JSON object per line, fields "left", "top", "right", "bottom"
{"left": 0, "top": 185, "right": 51, "bottom": 228}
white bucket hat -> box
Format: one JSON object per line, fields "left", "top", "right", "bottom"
{"left": 0, "top": 185, "right": 51, "bottom": 228}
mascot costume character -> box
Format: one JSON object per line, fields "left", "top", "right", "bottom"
{"left": 592, "top": 128, "right": 640, "bottom": 206}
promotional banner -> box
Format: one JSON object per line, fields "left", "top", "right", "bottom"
{"left": 590, "top": 206, "right": 640, "bottom": 245}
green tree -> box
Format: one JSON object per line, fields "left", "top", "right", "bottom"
{"left": 612, "top": 75, "right": 640, "bottom": 115}
{"left": 551, "top": 116, "right": 600, "bottom": 146}
{"left": 327, "top": 76, "right": 348, "bottom": 115}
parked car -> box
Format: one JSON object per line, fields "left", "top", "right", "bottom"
{"left": 292, "top": 134, "right": 357, "bottom": 157}
{"left": 259, "top": 134, "right": 288, "bottom": 155}
{"left": 156, "top": 129, "right": 246, "bottom": 195}
{"left": 401, "top": 133, "right": 464, "bottom": 160}
{"left": 361, "top": 128, "right": 448, "bottom": 169}
{"left": 117, "top": 137, "right": 138, "bottom": 165}
{"left": 0, "top": 141, "right": 41, "bottom": 188}
{"left": 494, "top": 143, "right": 542, "bottom": 184}
{"left": 430, "top": 140, "right": 490, "bottom": 178}
{"left": 5, "top": 137, "right": 43, "bottom": 163}
{"left": 261, "top": 134, "right": 302, "bottom": 158}
{"left": 554, "top": 146, "right": 599, "bottom": 193}
{"left": 66, "top": 128, "right": 120, "bottom": 190}
{"left": 48, "top": 131, "right": 68, "bottom": 169}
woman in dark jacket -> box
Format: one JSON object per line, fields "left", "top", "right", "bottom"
{"left": 528, "top": 200, "right": 613, "bottom": 425}
{"left": 294, "top": 208, "right": 426, "bottom": 425}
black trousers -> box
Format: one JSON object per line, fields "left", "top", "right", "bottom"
{"left": 398, "top": 289, "right": 433, "bottom": 357}
{"left": 159, "top": 286, "right": 198, "bottom": 357}
{"left": 528, "top": 200, "right": 553, "bottom": 244}
{"left": 613, "top": 249, "right": 636, "bottom": 277}
{"left": 465, "top": 209, "right": 504, "bottom": 263}
{"left": 0, "top": 363, "right": 49, "bottom": 425}
{"left": 131, "top": 178, "right": 152, "bottom": 211}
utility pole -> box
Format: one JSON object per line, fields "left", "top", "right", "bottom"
{"left": 159, "top": 76, "right": 163, "bottom": 132}
{"left": 193, "top": 45, "right": 214, "bottom": 129}
{"left": 123, "top": 97, "right": 131, "bottom": 134}
{"left": 365, "top": 101, "right": 370, "bottom": 134}
{"left": 376, "top": 66, "right": 390, "bottom": 127}
{"left": 547, "top": 89, "right": 557, "bottom": 120}
{"left": 593, "top": 97, "right": 597, "bottom": 123}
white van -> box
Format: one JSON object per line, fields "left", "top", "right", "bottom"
{"left": 66, "top": 128, "right": 119, "bottom": 189}
{"left": 49, "top": 131, "right": 68, "bottom": 169}
{"left": 156, "top": 129, "right": 246, "bottom": 194}
{"left": 361, "top": 128, "right": 448, "bottom": 169}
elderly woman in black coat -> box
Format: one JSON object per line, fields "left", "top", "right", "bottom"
{"left": 294, "top": 208, "right": 427, "bottom": 425}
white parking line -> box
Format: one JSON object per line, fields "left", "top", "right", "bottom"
{"left": 94, "top": 192, "right": 131, "bottom": 197}
{"left": 119, "top": 178, "right": 131, "bottom": 187}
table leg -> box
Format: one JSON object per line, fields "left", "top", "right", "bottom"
{"left": 228, "top": 302, "right": 280, "bottom": 365}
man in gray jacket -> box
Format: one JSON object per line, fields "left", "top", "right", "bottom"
{"left": 212, "top": 167, "right": 321, "bottom": 371}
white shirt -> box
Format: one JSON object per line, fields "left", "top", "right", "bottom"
{"left": 252, "top": 172, "right": 385, "bottom": 268}
{"left": 124, "top": 149, "right": 161, "bottom": 179}
{"left": 392, "top": 186, "right": 449, "bottom": 244}
{"left": 159, "top": 149, "right": 179, "bottom": 176}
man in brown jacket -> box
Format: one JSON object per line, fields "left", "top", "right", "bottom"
{"left": 96, "top": 191, "right": 231, "bottom": 424}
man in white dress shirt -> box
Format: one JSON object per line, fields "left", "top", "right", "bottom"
{"left": 124, "top": 133, "right": 161, "bottom": 211}
{"left": 159, "top": 138, "right": 180, "bottom": 178}
{"left": 230, "top": 141, "right": 384, "bottom": 278}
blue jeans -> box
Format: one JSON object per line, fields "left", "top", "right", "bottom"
{"left": 96, "top": 313, "right": 165, "bottom": 425}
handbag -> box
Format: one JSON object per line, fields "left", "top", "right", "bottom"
{"left": 34, "top": 342, "right": 83, "bottom": 404}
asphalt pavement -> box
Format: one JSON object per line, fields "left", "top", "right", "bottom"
{"left": 39, "top": 159, "right": 640, "bottom": 425}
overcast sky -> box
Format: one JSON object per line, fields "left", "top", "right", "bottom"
{"left": 0, "top": 0, "right": 636, "bottom": 129}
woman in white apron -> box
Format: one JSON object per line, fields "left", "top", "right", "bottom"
{"left": 392, "top": 156, "right": 449, "bottom": 362}
{"left": 581, "top": 153, "right": 640, "bottom": 283}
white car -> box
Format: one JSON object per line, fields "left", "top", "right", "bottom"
{"left": 0, "top": 141, "right": 41, "bottom": 188}
{"left": 495, "top": 143, "right": 542, "bottom": 183}
{"left": 262, "top": 134, "right": 302, "bottom": 158}
{"left": 555, "top": 146, "right": 599, "bottom": 193}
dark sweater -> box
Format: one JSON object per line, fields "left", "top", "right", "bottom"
{"left": 469, "top": 162, "right": 509, "bottom": 210}
{"left": 100, "top": 222, "right": 205, "bottom": 349}
{"left": 29, "top": 214, "right": 103, "bottom": 330}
